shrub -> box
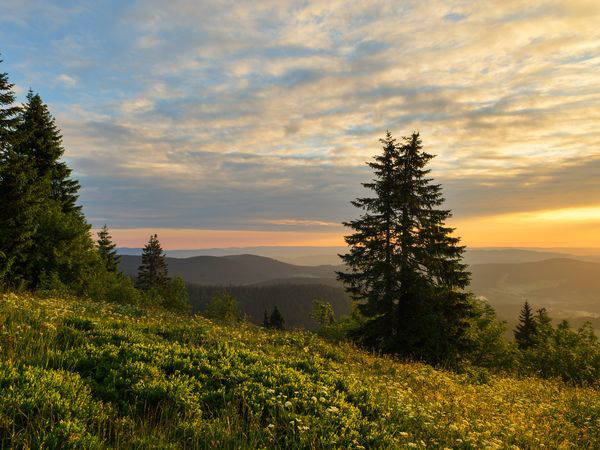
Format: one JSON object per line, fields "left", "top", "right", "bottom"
{"left": 204, "top": 292, "right": 241, "bottom": 324}
{"left": 465, "top": 297, "right": 516, "bottom": 370}
{"left": 519, "top": 319, "right": 600, "bottom": 385}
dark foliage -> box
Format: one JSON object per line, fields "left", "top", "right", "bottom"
{"left": 136, "top": 234, "right": 169, "bottom": 291}
{"left": 338, "top": 131, "right": 473, "bottom": 364}
{"left": 187, "top": 283, "right": 351, "bottom": 329}
{"left": 96, "top": 225, "right": 120, "bottom": 272}
{"left": 14, "top": 91, "right": 80, "bottom": 213}
{"left": 0, "top": 151, "right": 41, "bottom": 284}
{"left": 514, "top": 301, "right": 537, "bottom": 350}
{"left": 0, "top": 66, "right": 97, "bottom": 290}
{"left": 0, "top": 56, "right": 20, "bottom": 150}
{"left": 269, "top": 305, "right": 285, "bottom": 330}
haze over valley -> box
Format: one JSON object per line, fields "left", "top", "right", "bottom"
{"left": 117, "top": 247, "right": 600, "bottom": 332}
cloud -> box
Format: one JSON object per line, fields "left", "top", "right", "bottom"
{"left": 1, "top": 0, "right": 599, "bottom": 245}
{"left": 56, "top": 74, "right": 77, "bottom": 87}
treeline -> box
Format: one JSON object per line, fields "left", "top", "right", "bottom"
{"left": 187, "top": 283, "right": 351, "bottom": 329}
{"left": 0, "top": 58, "right": 188, "bottom": 312}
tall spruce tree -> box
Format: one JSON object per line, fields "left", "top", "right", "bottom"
{"left": 7, "top": 91, "right": 96, "bottom": 288}
{"left": 14, "top": 91, "right": 80, "bottom": 213}
{"left": 97, "top": 225, "right": 120, "bottom": 272}
{"left": 514, "top": 301, "right": 537, "bottom": 350}
{"left": 338, "top": 131, "right": 472, "bottom": 363}
{"left": 136, "top": 234, "right": 169, "bottom": 291}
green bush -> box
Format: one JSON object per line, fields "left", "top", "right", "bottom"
{"left": 465, "top": 297, "right": 516, "bottom": 370}
{"left": 519, "top": 320, "right": 600, "bottom": 385}
{"left": 143, "top": 276, "right": 191, "bottom": 313}
{"left": 204, "top": 292, "right": 241, "bottom": 324}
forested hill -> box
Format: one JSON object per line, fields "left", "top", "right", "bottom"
{"left": 119, "top": 254, "right": 339, "bottom": 285}
{"left": 120, "top": 254, "right": 600, "bottom": 331}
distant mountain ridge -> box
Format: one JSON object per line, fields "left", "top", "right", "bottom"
{"left": 117, "top": 246, "right": 600, "bottom": 265}
{"left": 119, "top": 253, "right": 600, "bottom": 332}
{"left": 118, "top": 254, "right": 340, "bottom": 286}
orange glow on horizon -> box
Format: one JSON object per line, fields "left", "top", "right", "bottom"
{"left": 96, "top": 210, "right": 600, "bottom": 250}
{"left": 97, "top": 228, "right": 347, "bottom": 249}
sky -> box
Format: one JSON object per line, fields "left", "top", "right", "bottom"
{"left": 1, "top": 0, "right": 599, "bottom": 249}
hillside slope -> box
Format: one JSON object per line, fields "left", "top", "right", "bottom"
{"left": 120, "top": 253, "right": 600, "bottom": 328}
{"left": 1, "top": 293, "right": 599, "bottom": 448}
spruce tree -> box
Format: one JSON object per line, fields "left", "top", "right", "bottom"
{"left": 136, "top": 234, "right": 169, "bottom": 291}
{"left": 269, "top": 306, "right": 285, "bottom": 330}
{"left": 514, "top": 301, "right": 537, "bottom": 349}
{"left": 97, "top": 225, "right": 120, "bottom": 272}
{"left": 0, "top": 59, "right": 39, "bottom": 284}
{"left": 14, "top": 91, "right": 80, "bottom": 212}
{"left": 338, "top": 131, "right": 472, "bottom": 363}
{"left": 6, "top": 90, "right": 96, "bottom": 288}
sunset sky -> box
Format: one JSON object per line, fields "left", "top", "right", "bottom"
{"left": 2, "top": 0, "right": 599, "bottom": 249}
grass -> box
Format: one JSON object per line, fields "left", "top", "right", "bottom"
{"left": 1, "top": 292, "right": 599, "bottom": 448}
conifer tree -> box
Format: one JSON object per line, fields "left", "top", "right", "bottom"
{"left": 0, "top": 59, "right": 39, "bottom": 283}
{"left": 514, "top": 301, "right": 537, "bottom": 349}
{"left": 14, "top": 91, "right": 80, "bottom": 212}
{"left": 97, "top": 225, "right": 120, "bottom": 272}
{"left": 136, "top": 234, "right": 169, "bottom": 291}
{"left": 6, "top": 90, "right": 97, "bottom": 288}
{"left": 269, "top": 305, "right": 285, "bottom": 330}
{"left": 338, "top": 131, "right": 472, "bottom": 363}
{"left": 262, "top": 309, "right": 270, "bottom": 328}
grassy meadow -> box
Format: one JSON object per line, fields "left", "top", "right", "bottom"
{"left": 1, "top": 292, "right": 599, "bottom": 449}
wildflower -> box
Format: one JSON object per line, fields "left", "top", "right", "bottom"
{"left": 311, "top": 396, "right": 318, "bottom": 402}
{"left": 284, "top": 401, "right": 292, "bottom": 408}
{"left": 327, "top": 406, "right": 339, "bottom": 413}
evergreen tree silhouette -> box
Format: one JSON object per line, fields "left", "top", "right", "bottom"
{"left": 97, "top": 225, "right": 120, "bottom": 272}
{"left": 136, "top": 234, "right": 168, "bottom": 291}
{"left": 514, "top": 301, "right": 538, "bottom": 349}
{"left": 269, "top": 306, "right": 285, "bottom": 330}
{"left": 0, "top": 57, "right": 39, "bottom": 282}
{"left": 338, "top": 131, "right": 472, "bottom": 363}
{"left": 14, "top": 91, "right": 80, "bottom": 213}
